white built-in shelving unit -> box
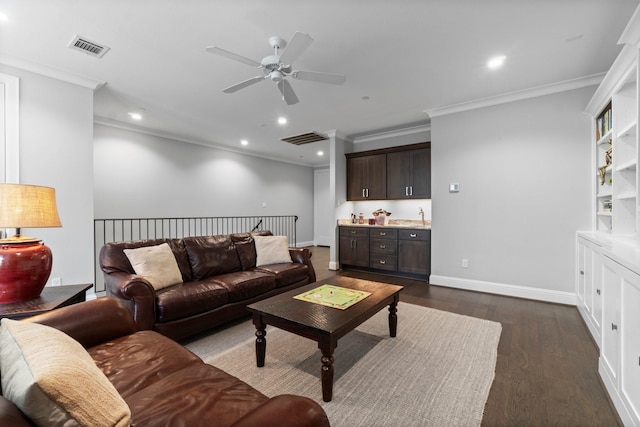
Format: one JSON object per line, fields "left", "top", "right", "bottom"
{"left": 578, "top": 5, "right": 640, "bottom": 426}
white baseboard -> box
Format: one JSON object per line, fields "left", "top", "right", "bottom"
{"left": 429, "top": 275, "right": 577, "bottom": 306}
{"left": 328, "top": 261, "right": 339, "bottom": 271}
{"left": 295, "top": 240, "right": 314, "bottom": 248}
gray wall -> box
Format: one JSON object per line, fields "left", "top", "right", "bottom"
{"left": 93, "top": 124, "right": 315, "bottom": 244}
{"left": 430, "top": 87, "right": 593, "bottom": 302}
{"left": 1, "top": 65, "right": 95, "bottom": 289}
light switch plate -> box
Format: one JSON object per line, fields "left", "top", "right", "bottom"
{"left": 449, "top": 183, "right": 459, "bottom": 193}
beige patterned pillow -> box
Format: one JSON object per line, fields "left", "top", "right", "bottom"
{"left": 0, "top": 318, "right": 131, "bottom": 427}
{"left": 254, "top": 235, "right": 293, "bottom": 266}
{"left": 124, "top": 243, "right": 183, "bottom": 290}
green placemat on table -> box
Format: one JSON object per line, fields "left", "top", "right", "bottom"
{"left": 293, "top": 284, "right": 371, "bottom": 310}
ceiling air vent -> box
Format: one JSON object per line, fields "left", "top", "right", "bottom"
{"left": 68, "top": 35, "right": 110, "bottom": 58}
{"left": 281, "top": 132, "right": 328, "bottom": 145}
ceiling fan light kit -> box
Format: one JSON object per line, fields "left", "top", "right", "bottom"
{"left": 206, "top": 31, "right": 346, "bottom": 105}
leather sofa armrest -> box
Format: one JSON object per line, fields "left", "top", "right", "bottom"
{"left": 230, "top": 395, "right": 329, "bottom": 427}
{"left": 289, "top": 248, "right": 316, "bottom": 283}
{"left": 0, "top": 396, "right": 34, "bottom": 427}
{"left": 24, "top": 298, "right": 138, "bottom": 349}
{"left": 104, "top": 271, "right": 157, "bottom": 330}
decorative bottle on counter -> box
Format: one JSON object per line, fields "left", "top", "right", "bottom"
{"left": 358, "top": 213, "right": 364, "bottom": 224}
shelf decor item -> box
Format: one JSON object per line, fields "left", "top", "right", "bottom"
{"left": 0, "top": 184, "right": 62, "bottom": 304}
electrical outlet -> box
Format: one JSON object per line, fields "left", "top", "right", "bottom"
{"left": 461, "top": 259, "right": 468, "bottom": 268}
{"left": 51, "top": 277, "right": 61, "bottom": 286}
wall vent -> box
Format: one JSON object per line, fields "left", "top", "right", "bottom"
{"left": 281, "top": 132, "right": 328, "bottom": 145}
{"left": 68, "top": 35, "right": 110, "bottom": 58}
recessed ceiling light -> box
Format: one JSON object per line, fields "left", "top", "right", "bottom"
{"left": 487, "top": 55, "right": 506, "bottom": 70}
{"left": 317, "top": 151, "right": 324, "bottom": 156}
{"left": 241, "top": 139, "right": 249, "bottom": 146}
{"left": 277, "top": 117, "right": 287, "bottom": 125}
{"left": 128, "top": 112, "right": 142, "bottom": 121}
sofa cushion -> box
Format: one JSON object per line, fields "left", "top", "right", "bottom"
{"left": 254, "top": 262, "right": 310, "bottom": 288}
{"left": 184, "top": 235, "right": 242, "bottom": 280}
{"left": 0, "top": 319, "right": 131, "bottom": 427}
{"left": 231, "top": 231, "right": 273, "bottom": 270}
{"left": 253, "top": 235, "right": 292, "bottom": 267}
{"left": 125, "top": 363, "right": 269, "bottom": 427}
{"left": 101, "top": 238, "right": 193, "bottom": 282}
{"left": 213, "top": 271, "right": 276, "bottom": 303}
{"left": 88, "top": 330, "right": 203, "bottom": 399}
{"left": 155, "top": 281, "right": 230, "bottom": 323}
{"left": 124, "top": 243, "right": 183, "bottom": 290}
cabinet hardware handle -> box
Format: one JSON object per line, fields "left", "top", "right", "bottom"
{"left": 379, "top": 260, "right": 386, "bottom": 264}
{"left": 409, "top": 186, "right": 413, "bottom": 196}
{"left": 351, "top": 230, "right": 357, "bottom": 234}
{"left": 380, "top": 244, "right": 386, "bottom": 249}
{"left": 580, "top": 270, "right": 584, "bottom": 275}
{"left": 367, "top": 188, "right": 369, "bottom": 197}
{"left": 362, "top": 188, "right": 366, "bottom": 198}
{"left": 612, "top": 323, "right": 618, "bottom": 331}
{"left": 410, "top": 233, "right": 417, "bottom": 238}
{"left": 596, "top": 289, "right": 601, "bottom": 295}
{"left": 380, "top": 232, "right": 386, "bottom": 236}
{"left": 405, "top": 186, "right": 409, "bottom": 196}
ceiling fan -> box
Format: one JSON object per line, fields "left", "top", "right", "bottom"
{"left": 206, "top": 32, "right": 346, "bottom": 105}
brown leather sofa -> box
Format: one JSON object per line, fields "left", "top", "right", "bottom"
{"left": 0, "top": 298, "right": 330, "bottom": 427}
{"left": 100, "top": 231, "right": 316, "bottom": 341}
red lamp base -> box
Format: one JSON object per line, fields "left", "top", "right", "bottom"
{"left": 0, "top": 241, "right": 53, "bottom": 304}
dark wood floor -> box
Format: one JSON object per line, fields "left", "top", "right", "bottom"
{"left": 308, "top": 246, "right": 621, "bottom": 427}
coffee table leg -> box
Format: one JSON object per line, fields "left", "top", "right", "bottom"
{"left": 253, "top": 316, "right": 267, "bottom": 367}
{"left": 388, "top": 295, "right": 399, "bottom": 337}
{"left": 320, "top": 351, "right": 334, "bottom": 402}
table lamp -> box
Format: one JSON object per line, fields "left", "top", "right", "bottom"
{"left": 0, "top": 184, "right": 62, "bottom": 304}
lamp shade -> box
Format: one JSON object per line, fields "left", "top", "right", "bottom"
{"left": 0, "top": 184, "right": 61, "bottom": 229}
{"left": 0, "top": 183, "right": 62, "bottom": 304}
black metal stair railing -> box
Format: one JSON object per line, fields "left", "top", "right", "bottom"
{"left": 93, "top": 215, "right": 297, "bottom": 296}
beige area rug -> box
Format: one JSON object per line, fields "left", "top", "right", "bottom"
{"left": 185, "top": 302, "right": 502, "bottom": 427}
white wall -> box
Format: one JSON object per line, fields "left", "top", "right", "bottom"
{"left": 0, "top": 65, "right": 95, "bottom": 290}
{"left": 93, "top": 124, "right": 315, "bottom": 244}
{"left": 430, "top": 87, "right": 593, "bottom": 303}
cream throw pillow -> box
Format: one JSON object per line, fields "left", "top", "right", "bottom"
{"left": 0, "top": 319, "right": 131, "bottom": 427}
{"left": 254, "top": 235, "right": 292, "bottom": 266}
{"left": 123, "top": 243, "right": 183, "bottom": 290}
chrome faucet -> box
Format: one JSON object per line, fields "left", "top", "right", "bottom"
{"left": 418, "top": 207, "right": 424, "bottom": 225}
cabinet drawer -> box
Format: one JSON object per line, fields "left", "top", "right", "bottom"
{"left": 369, "top": 228, "right": 398, "bottom": 239}
{"left": 399, "top": 229, "right": 430, "bottom": 241}
{"left": 370, "top": 254, "right": 397, "bottom": 271}
{"left": 370, "top": 238, "right": 397, "bottom": 255}
{"left": 340, "top": 227, "right": 369, "bottom": 238}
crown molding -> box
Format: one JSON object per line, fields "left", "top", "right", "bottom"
{"left": 426, "top": 73, "right": 604, "bottom": 119}
{"left": 325, "top": 129, "right": 351, "bottom": 142}
{"left": 0, "top": 55, "right": 105, "bottom": 90}
{"left": 618, "top": 4, "right": 640, "bottom": 46}
{"left": 94, "top": 117, "right": 324, "bottom": 168}
{"left": 585, "top": 45, "right": 636, "bottom": 116}
{"left": 350, "top": 123, "right": 431, "bottom": 144}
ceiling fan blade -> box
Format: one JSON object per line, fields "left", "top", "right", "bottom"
{"left": 206, "top": 46, "right": 262, "bottom": 68}
{"left": 277, "top": 80, "right": 299, "bottom": 105}
{"left": 223, "top": 76, "right": 266, "bottom": 93}
{"left": 292, "top": 70, "right": 346, "bottom": 85}
{"left": 278, "top": 32, "right": 313, "bottom": 65}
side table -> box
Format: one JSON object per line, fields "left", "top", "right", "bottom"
{"left": 0, "top": 284, "right": 93, "bottom": 320}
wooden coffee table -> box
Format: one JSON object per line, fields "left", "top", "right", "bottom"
{"left": 247, "top": 276, "right": 403, "bottom": 402}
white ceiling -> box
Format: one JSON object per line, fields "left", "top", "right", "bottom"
{"left": 1, "top": 0, "right": 638, "bottom": 166}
